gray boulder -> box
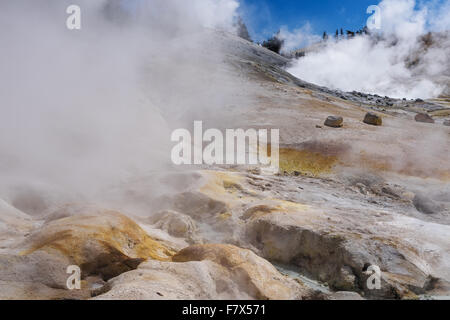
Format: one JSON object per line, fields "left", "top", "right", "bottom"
{"left": 324, "top": 116, "right": 344, "bottom": 128}
{"left": 363, "top": 113, "right": 382, "bottom": 126}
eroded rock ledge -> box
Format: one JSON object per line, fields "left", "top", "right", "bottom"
{"left": 94, "top": 244, "right": 312, "bottom": 300}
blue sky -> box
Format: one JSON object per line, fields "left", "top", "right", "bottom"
{"left": 239, "top": 0, "right": 382, "bottom": 42}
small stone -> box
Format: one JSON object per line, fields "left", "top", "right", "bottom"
{"left": 443, "top": 120, "right": 450, "bottom": 126}
{"left": 324, "top": 116, "right": 344, "bottom": 128}
{"left": 415, "top": 113, "right": 435, "bottom": 124}
{"left": 363, "top": 112, "right": 382, "bottom": 126}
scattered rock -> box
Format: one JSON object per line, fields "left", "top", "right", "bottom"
{"left": 415, "top": 113, "right": 435, "bottom": 124}
{"left": 363, "top": 113, "right": 382, "bottom": 126}
{"left": 443, "top": 120, "right": 450, "bottom": 126}
{"left": 324, "top": 116, "right": 344, "bottom": 128}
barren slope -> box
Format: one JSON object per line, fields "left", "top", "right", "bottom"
{"left": 0, "top": 31, "right": 449, "bottom": 300}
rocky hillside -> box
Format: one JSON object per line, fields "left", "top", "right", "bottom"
{"left": 1, "top": 31, "right": 449, "bottom": 300}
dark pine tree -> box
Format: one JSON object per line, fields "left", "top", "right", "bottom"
{"left": 262, "top": 31, "right": 284, "bottom": 54}
{"left": 346, "top": 30, "right": 355, "bottom": 38}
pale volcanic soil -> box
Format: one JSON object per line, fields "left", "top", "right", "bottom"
{"left": 0, "top": 31, "right": 449, "bottom": 300}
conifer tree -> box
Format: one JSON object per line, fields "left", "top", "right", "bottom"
{"left": 262, "top": 31, "right": 284, "bottom": 54}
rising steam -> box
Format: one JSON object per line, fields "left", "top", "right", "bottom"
{"left": 0, "top": 0, "right": 243, "bottom": 207}
{"left": 287, "top": 0, "right": 450, "bottom": 99}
